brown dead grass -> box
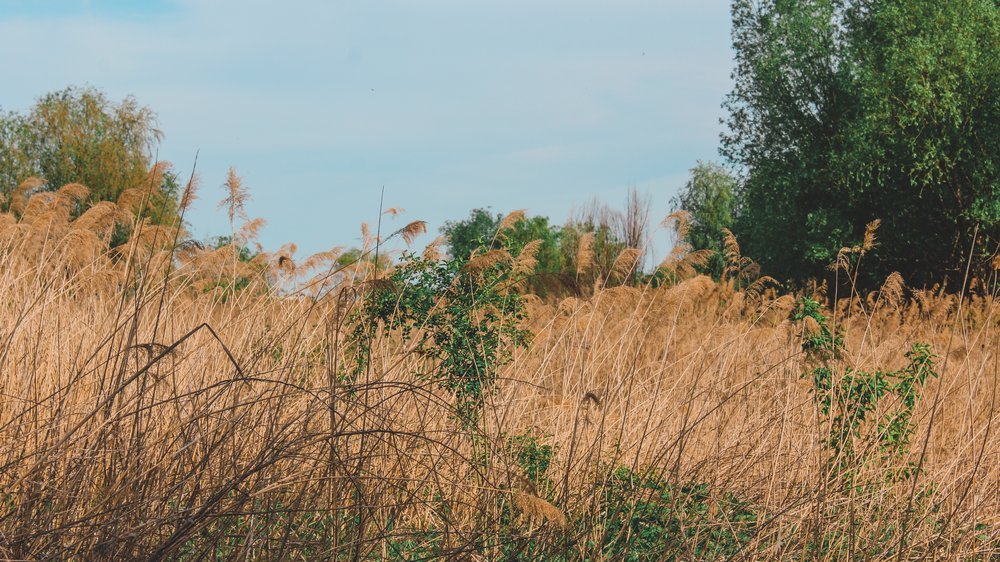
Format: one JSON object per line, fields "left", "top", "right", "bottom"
{"left": 0, "top": 179, "right": 997, "bottom": 559}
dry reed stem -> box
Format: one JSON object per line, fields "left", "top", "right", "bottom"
{"left": 0, "top": 206, "right": 995, "bottom": 559}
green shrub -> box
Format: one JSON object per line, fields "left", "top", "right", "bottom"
{"left": 595, "top": 467, "right": 758, "bottom": 561}
{"left": 350, "top": 251, "right": 531, "bottom": 427}
{"left": 794, "top": 298, "right": 938, "bottom": 484}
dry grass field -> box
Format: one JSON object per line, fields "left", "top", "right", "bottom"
{"left": 0, "top": 174, "right": 998, "bottom": 559}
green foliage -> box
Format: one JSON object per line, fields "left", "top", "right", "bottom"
{"left": 595, "top": 467, "right": 758, "bottom": 561}
{"left": 507, "top": 428, "right": 557, "bottom": 495}
{"left": 500, "top": 215, "right": 564, "bottom": 274}
{"left": 351, "top": 251, "right": 531, "bottom": 426}
{"left": 794, "top": 298, "right": 938, "bottom": 484}
{"left": 175, "top": 505, "right": 337, "bottom": 560}
{"left": 442, "top": 204, "right": 645, "bottom": 297}
{"left": 0, "top": 86, "right": 174, "bottom": 222}
{"left": 174, "top": 500, "right": 442, "bottom": 560}
{"left": 792, "top": 298, "right": 943, "bottom": 555}
{"left": 492, "top": 430, "right": 561, "bottom": 560}
{"left": 725, "top": 0, "right": 1000, "bottom": 287}
{"left": 441, "top": 208, "right": 502, "bottom": 261}
{"left": 670, "top": 161, "right": 737, "bottom": 278}
{"left": 792, "top": 297, "right": 844, "bottom": 354}
{"left": 495, "top": 461, "right": 760, "bottom": 561}
{"left": 441, "top": 208, "right": 568, "bottom": 296}
{"left": 335, "top": 246, "right": 392, "bottom": 273}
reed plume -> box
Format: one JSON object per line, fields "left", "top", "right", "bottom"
{"left": 497, "top": 209, "right": 527, "bottom": 233}
{"left": 575, "top": 232, "right": 595, "bottom": 278}
{"left": 219, "top": 166, "right": 249, "bottom": 228}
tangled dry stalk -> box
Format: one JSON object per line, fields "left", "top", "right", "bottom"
{"left": 0, "top": 174, "right": 997, "bottom": 559}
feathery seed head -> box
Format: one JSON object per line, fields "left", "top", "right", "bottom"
{"left": 56, "top": 183, "right": 90, "bottom": 202}
{"left": 423, "top": 236, "right": 446, "bottom": 261}
{"left": 179, "top": 172, "right": 201, "bottom": 213}
{"left": 219, "top": 167, "right": 249, "bottom": 225}
{"left": 610, "top": 248, "right": 642, "bottom": 281}
{"left": 140, "top": 161, "right": 171, "bottom": 193}
{"left": 117, "top": 188, "right": 146, "bottom": 215}
{"left": 663, "top": 209, "right": 691, "bottom": 239}
{"left": 10, "top": 177, "right": 46, "bottom": 215}
{"left": 862, "top": 218, "right": 881, "bottom": 252}
{"left": 880, "top": 271, "right": 905, "bottom": 308}
{"left": 803, "top": 315, "right": 822, "bottom": 337}
{"left": 73, "top": 202, "right": 123, "bottom": 238}
{"left": 512, "top": 239, "right": 542, "bottom": 278}
{"left": 397, "top": 220, "right": 427, "bottom": 245}
{"left": 576, "top": 232, "right": 595, "bottom": 277}
{"left": 238, "top": 217, "right": 267, "bottom": 244}
{"left": 465, "top": 248, "right": 511, "bottom": 274}
{"left": 497, "top": 209, "right": 527, "bottom": 233}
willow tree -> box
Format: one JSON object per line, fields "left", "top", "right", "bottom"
{"left": 0, "top": 86, "right": 178, "bottom": 223}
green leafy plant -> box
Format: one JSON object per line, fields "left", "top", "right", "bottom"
{"left": 507, "top": 428, "right": 557, "bottom": 495}
{"left": 0, "top": 87, "right": 176, "bottom": 223}
{"left": 793, "top": 297, "right": 938, "bottom": 483}
{"left": 595, "top": 467, "right": 758, "bottom": 561}
{"left": 350, "top": 250, "right": 531, "bottom": 427}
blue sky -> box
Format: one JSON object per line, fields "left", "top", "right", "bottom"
{"left": 0, "top": 0, "right": 734, "bottom": 261}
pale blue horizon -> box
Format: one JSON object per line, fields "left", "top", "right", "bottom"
{"left": 0, "top": 0, "right": 735, "bottom": 263}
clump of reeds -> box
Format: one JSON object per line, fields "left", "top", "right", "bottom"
{"left": 0, "top": 173, "right": 996, "bottom": 560}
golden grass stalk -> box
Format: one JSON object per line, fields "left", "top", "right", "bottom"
{"left": 576, "top": 232, "right": 595, "bottom": 277}
{"left": 0, "top": 193, "right": 995, "bottom": 560}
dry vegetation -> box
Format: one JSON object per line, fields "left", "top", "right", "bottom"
{"left": 0, "top": 170, "right": 998, "bottom": 560}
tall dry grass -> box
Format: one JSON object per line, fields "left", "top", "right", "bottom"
{"left": 0, "top": 172, "right": 998, "bottom": 559}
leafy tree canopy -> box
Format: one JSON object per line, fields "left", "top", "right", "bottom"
{"left": 441, "top": 208, "right": 503, "bottom": 261}
{"left": 441, "top": 208, "right": 563, "bottom": 273}
{"left": 442, "top": 208, "right": 568, "bottom": 296}
{"left": 724, "top": 0, "right": 1000, "bottom": 287}
{"left": 0, "top": 86, "right": 178, "bottom": 224}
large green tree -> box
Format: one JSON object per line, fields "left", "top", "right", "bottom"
{"left": 0, "top": 86, "right": 177, "bottom": 222}
{"left": 724, "top": 0, "right": 1000, "bottom": 287}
